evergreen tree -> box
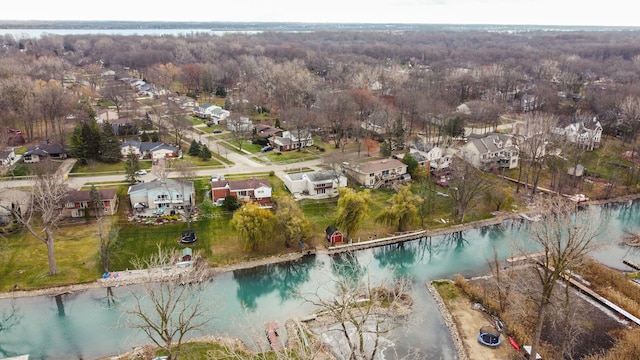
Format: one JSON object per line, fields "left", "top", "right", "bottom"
{"left": 444, "top": 116, "right": 465, "bottom": 138}
{"left": 275, "top": 118, "right": 281, "bottom": 129}
{"left": 402, "top": 152, "right": 420, "bottom": 177}
{"left": 199, "top": 145, "right": 212, "bottom": 160}
{"left": 124, "top": 147, "right": 141, "bottom": 183}
{"left": 69, "top": 124, "right": 87, "bottom": 163}
{"left": 140, "top": 131, "right": 150, "bottom": 142}
{"left": 69, "top": 120, "right": 101, "bottom": 164}
{"left": 151, "top": 132, "right": 159, "bottom": 142}
{"left": 188, "top": 139, "right": 201, "bottom": 156}
{"left": 99, "top": 122, "right": 122, "bottom": 163}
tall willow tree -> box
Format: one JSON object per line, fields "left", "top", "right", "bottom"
{"left": 273, "top": 195, "right": 312, "bottom": 248}
{"left": 231, "top": 201, "right": 276, "bottom": 251}
{"left": 375, "top": 184, "right": 422, "bottom": 232}
{"left": 334, "top": 187, "right": 371, "bottom": 242}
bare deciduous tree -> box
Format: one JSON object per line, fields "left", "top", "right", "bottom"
{"left": 305, "top": 254, "right": 414, "bottom": 360}
{"left": 522, "top": 196, "right": 602, "bottom": 360}
{"left": 447, "top": 157, "right": 491, "bottom": 223}
{"left": 9, "top": 162, "right": 69, "bottom": 275}
{"left": 126, "top": 246, "right": 210, "bottom": 360}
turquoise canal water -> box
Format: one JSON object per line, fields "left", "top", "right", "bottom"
{"left": 1, "top": 200, "right": 640, "bottom": 359}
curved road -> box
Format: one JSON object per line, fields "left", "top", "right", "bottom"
{"left": 0, "top": 136, "right": 325, "bottom": 190}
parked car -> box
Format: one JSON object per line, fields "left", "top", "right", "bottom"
{"left": 152, "top": 208, "right": 165, "bottom": 215}
{"left": 135, "top": 170, "right": 147, "bottom": 175}
{"left": 261, "top": 146, "right": 274, "bottom": 153}
{"left": 213, "top": 129, "right": 223, "bottom": 134}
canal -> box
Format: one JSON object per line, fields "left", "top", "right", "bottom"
{"left": 1, "top": 200, "right": 639, "bottom": 359}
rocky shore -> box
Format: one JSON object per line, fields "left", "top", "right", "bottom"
{"left": 426, "top": 281, "right": 469, "bottom": 360}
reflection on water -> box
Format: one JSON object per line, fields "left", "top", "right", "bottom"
{"left": 1, "top": 200, "right": 640, "bottom": 359}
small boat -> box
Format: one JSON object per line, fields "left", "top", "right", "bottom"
{"left": 508, "top": 336, "right": 520, "bottom": 351}
{"left": 265, "top": 321, "right": 282, "bottom": 352}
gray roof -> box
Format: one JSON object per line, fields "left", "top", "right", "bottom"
{"left": 305, "top": 170, "right": 342, "bottom": 182}
{"left": 466, "top": 133, "right": 513, "bottom": 153}
{"left": 24, "top": 143, "right": 66, "bottom": 156}
{"left": 128, "top": 178, "right": 193, "bottom": 194}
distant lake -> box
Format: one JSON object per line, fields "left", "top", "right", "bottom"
{"left": 0, "top": 28, "right": 260, "bottom": 38}
{"left": 1, "top": 22, "right": 636, "bottom": 39}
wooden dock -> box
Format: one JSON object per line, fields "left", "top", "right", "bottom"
{"left": 265, "top": 321, "right": 282, "bottom": 351}
{"left": 506, "top": 252, "right": 546, "bottom": 265}
{"left": 623, "top": 259, "right": 640, "bottom": 271}
{"left": 540, "top": 262, "right": 640, "bottom": 327}
{"left": 326, "top": 230, "right": 427, "bottom": 254}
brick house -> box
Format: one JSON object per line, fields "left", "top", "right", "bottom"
{"left": 211, "top": 178, "right": 272, "bottom": 208}
{"left": 60, "top": 189, "right": 119, "bottom": 218}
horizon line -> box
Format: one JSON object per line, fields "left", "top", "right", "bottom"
{"left": 0, "top": 20, "right": 638, "bottom": 29}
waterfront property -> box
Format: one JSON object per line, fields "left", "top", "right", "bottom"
{"left": 211, "top": 177, "right": 272, "bottom": 207}
{"left": 60, "top": 188, "right": 119, "bottom": 218}
{"left": 128, "top": 178, "right": 194, "bottom": 211}
{"left": 342, "top": 158, "right": 408, "bottom": 189}
{"left": 282, "top": 170, "right": 347, "bottom": 200}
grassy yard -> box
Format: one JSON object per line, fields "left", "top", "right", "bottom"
{"left": 0, "top": 219, "right": 111, "bottom": 291}
{"left": 0, "top": 167, "right": 517, "bottom": 292}
{"left": 70, "top": 160, "right": 152, "bottom": 174}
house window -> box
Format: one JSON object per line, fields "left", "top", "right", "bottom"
{"left": 369, "top": 173, "right": 374, "bottom": 177}
{"left": 316, "top": 188, "right": 326, "bottom": 195}
{"left": 80, "top": 201, "right": 89, "bottom": 208}
{"left": 66, "top": 202, "right": 75, "bottom": 208}
{"left": 382, "top": 170, "right": 389, "bottom": 176}
{"left": 238, "top": 190, "right": 247, "bottom": 196}
{"left": 72, "top": 209, "right": 83, "bottom": 217}
{"left": 157, "top": 194, "right": 168, "bottom": 200}
{"left": 176, "top": 194, "right": 182, "bottom": 199}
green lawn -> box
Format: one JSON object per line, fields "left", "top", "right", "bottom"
{"left": 264, "top": 149, "right": 319, "bottom": 164}
{"left": 71, "top": 161, "right": 149, "bottom": 174}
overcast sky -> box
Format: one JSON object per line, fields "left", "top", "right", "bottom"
{"left": 3, "top": 0, "right": 638, "bottom": 27}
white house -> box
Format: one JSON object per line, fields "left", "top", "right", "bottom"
{"left": 1, "top": 148, "right": 16, "bottom": 167}
{"left": 120, "top": 141, "right": 181, "bottom": 160}
{"left": 128, "top": 178, "right": 194, "bottom": 211}
{"left": 0, "top": 188, "right": 29, "bottom": 226}
{"left": 271, "top": 130, "right": 314, "bottom": 152}
{"left": 193, "top": 103, "right": 230, "bottom": 122}
{"left": 400, "top": 143, "right": 452, "bottom": 171}
{"left": 226, "top": 116, "right": 254, "bottom": 132}
{"left": 553, "top": 119, "right": 602, "bottom": 151}
{"left": 460, "top": 133, "right": 519, "bottom": 170}
{"left": 282, "top": 170, "right": 347, "bottom": 200}
{"left": 95, "top": 109, "right": 119, "bottom": 124}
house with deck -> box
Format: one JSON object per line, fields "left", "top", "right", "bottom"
{"left": 282, "top": 170, "right": 347, "bottom": 200}
{"left": 128, "top": 179, "right": 194, "bottom": 211}
{"left": 460, "top": 133, "right": 519, "bottom": 171}
{"left": 553, "top": 118, "right": 602, "bottom": 151}
{"left": 343, "top": 158, "right": 408, "bottom": 189}
{"left": 60, "top": 188, "right": 119, "bottom": 218}
{"left": 398, "top": 143, "right": 452, "bottom": 171}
